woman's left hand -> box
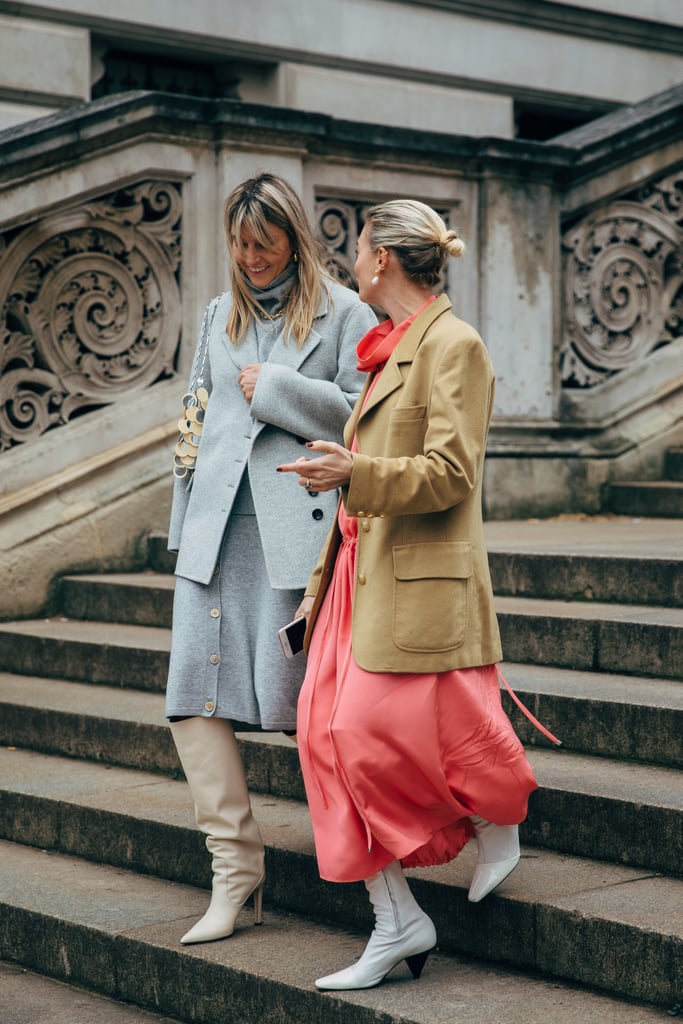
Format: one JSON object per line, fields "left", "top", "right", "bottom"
{"left": 277, "top": 440, "right": 353, "bottom": 492}
{"left": 238, "top": 363, "right": 262, "bottom": 403}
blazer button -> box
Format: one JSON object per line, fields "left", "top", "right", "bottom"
{"left": 312, "top": 508, "right": 323, "bottom": 521}
{"left": 358, "top": 574, "right": 367, "bottom": 585}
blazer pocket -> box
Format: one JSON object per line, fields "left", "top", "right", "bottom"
{"left": 392, "top": 541, "right": 472, "bottom": 653}
{"left": 389, "top": 404, "right": 426, "bottom": 421}
{"left": 388, "top": 405, "right": 427, "bottom": 455}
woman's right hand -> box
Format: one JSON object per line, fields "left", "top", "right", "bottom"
{"left": 277, "top": 440, "right": 353, "bottom": 491}
{"left": 296, "top": 595, "right": 315, "bottom": 622}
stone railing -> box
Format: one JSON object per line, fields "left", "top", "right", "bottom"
{"left": 0, "top": 87, "right": 681, "bottom": 615}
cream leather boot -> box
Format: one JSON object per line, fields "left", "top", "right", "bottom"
{"left": 315, "top": 860, "right": 436, "bottom": 990}
{"left": 170, "top": 716, "right": 265, "bottom": 944}
{"left": 468, "top": 815, "right": 520, "bottom": 902}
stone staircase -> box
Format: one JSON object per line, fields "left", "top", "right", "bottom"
{"left": 0, "top": 517, "right": 681, "bottom": 1024}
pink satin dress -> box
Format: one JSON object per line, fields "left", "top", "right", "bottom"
{"left": 297, "top": 306, "right": 539, "bottom": 884}
{"left": 296, "top": 499, "right": 539, "bottom": 884}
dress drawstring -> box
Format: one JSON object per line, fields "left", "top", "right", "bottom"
{"left": 497, "top": 668, "right": 562, "bottom": 747}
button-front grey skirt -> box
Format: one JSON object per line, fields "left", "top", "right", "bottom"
{"left": 165, "top": 504, "right": 305, "bottom": 731}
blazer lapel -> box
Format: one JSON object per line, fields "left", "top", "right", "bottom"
{"left": 352, "top": 294, "right": 452, "bottom": 423}
{"left": 344, "top": 376, "right": 371, "bottom": 446}
{"left": 393, "top": 293, "right": 451, "bottom": 365}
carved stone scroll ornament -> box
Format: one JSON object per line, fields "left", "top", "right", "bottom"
{"left": 0, "top": 181, "right": 182, "bottom": 450}
{"left": 316, "top": 197, "right": 368, "bottom": 288}
{"left": 561, "top": 172, "right": 683, "bottom": 388}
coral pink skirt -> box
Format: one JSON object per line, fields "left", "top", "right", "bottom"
{"left": 296, "top": 510, "right": 538, "bottom": 883}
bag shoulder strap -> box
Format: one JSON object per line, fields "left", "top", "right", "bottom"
{"left": 190, "top": 295, "right": 221, "bottom": 392}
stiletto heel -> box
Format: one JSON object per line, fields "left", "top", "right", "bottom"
{"left": 406, "top": 948, "right": 432, "bottom": 979}
{"left": 253, "top": 884, "right": 263, "bottom": 925}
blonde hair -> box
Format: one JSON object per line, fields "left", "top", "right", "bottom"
{"left": 224, "top": 173, "right": 332, "bottom": 346}
{"left": 364, "top": 199, "right": 465, "bottom": 286}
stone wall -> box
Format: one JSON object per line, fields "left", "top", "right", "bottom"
{"left": 0, "top": 87, "right": 681, "bottom": 616}
{"left": 1, "top": 1, "right": 683, "bottom": 136}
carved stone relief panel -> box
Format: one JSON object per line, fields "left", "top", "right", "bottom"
{"left": 0, "top": 180, "right": 182, "bottom": 451}
{"left": 561, "top": 170, "right": 683, "bottom": 388}
{"left": 315, "top": 194, "right": 451, "bottom": 293}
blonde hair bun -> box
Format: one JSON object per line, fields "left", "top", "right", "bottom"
{"left": 441, "top": 230, "right": 465, "bottom": 258}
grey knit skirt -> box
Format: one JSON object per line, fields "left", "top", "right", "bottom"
{"left": 165, "top": 501, "right": 306, "bottom": 731}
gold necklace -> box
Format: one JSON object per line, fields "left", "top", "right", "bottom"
{"left": 256, "top": 302, "right": 287, "bottom": 323}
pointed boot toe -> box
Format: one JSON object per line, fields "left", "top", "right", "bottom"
{"left": 467, "top": 854, "right": 520, "bottom": 903}
{"left": 180, "top": 881, "right": 264, "bottom": 944}
{"left": 180, "top": 914, "right": 234, "bottom": 945}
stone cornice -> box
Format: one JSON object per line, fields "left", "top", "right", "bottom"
{"left": 0, "top": 86, "right": 681, "bottom": 194}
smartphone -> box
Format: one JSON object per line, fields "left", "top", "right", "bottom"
{"left": 278, "top": 616, "right": 306, "bottom": 658}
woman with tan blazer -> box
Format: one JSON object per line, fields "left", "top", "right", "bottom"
{"left": 278, "top": 199, "right": 553, "bottom": 992}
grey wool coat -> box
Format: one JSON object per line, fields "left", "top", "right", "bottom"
{"left": 168, "top": 281, "right": 376, "bottom": 587}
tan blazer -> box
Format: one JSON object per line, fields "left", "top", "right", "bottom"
{"left": 305, "top": 293, "right": 502, "bottom": 673}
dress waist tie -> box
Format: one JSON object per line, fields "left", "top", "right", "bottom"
{"left": 497, "top": 667, "right": 562, "bottom": 747}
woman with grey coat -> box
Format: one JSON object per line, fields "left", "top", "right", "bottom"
{"left": 166, "top": 173, "right": 375, "bottom": 945}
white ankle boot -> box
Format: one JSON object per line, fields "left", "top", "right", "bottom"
{"left": 170, "top": 717, "right": 265, "bottom": 944}
{"left": 315, "top": 860, "right": 436, "bottom": 991}
{"left": 468, "top": 815, "right": 520, "bottom": 903}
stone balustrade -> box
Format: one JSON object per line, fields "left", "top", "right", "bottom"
{"left": 0, "top": 88, "right": 681, "bottom": 616}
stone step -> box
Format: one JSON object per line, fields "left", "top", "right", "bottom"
{"left": 0, "top": 672, "right": 179, "bottom": 775}
{"left": 1, "top": 659, "right": 680, "bottom": 774}
{"left": 103, "top": 522, "right": 683, "bottom": 611}
{"left": 0, "top": 618, "right": 170, "bottom": 690}
{"left": 0, "top": 841, "right": 671, "bottom": 1023}
{"left": 0, "top": 752, "right": 681, "bottom": 1009}
{"left": 488, "top": 551, "right": 682, "bottom": 607}
{"left": 483, "top": 515, "right": 683, "bottom": 606}
{"left": 607, "top": 481, "right": 683, "bottom": 518}
{"left": 60, "top": 572, "right": 175, "bottom": 628}
{"left": 496, "top": 596, "right": 683, "bottom": 680}
{"left": 8, "top": 581, "right": 679, "bottom": 684}
{"left": 0, "top": 960, "right": 185, "bottom": 1024}
{"left": 502, "top": 663, "right": 683, "bottom": 768}
{"left": 2, "top": 733, "right": 681, "bottom": 881}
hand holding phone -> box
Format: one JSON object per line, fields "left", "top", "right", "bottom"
{"left": 278, "top": 616, "right": 306, "bottom": 658}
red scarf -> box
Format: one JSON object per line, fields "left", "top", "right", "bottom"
{"left": 356, "top": 296, "right": 437, "bottom": 373}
